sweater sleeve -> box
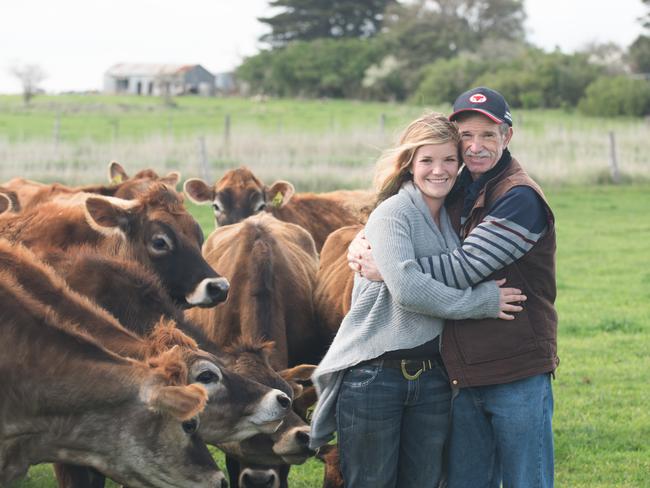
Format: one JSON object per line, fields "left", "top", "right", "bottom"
{"left": 365, "top": 208, "right": 500, "bottom": 320}
{"left": 418, "top": 186, "right": 548, "bottom": 288}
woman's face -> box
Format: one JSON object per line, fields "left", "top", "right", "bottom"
{"left": 411, "top": 142, "right": 460, "bottom": 203}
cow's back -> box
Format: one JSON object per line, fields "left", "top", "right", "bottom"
{"left": 314, "top": 224, "right": 361, "bottom": 340}
{"left": 190, "top": 213, "right": 320, "bottom": 368}
{"left": 270, "top": 189, "right": 373, "bottom": 251}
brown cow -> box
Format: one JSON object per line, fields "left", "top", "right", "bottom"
{"left": 54, "top": 244, "right": 317, "bottom": 488}
{"left": 316, "top": 445, "right": 344, "bottom": 488}
{"left": 314, "top": 224, "right": 361, "bottom": 340}
{"left": 184, "top": 167, "right": 373, "bottom": 250}
{"left": 0, "top": 240, "right": 291, "bottom": 488}
{"left": 0, "top": 267, "right": 227, "bottom": 488}
{"left": 0, "top": 183, "right": 229, "bottom": 309}
{"left": 2, "top": 161, "right": 180, "bottom": 210}
{"left": 187, "top": 213, "right": 322, "bottom": 487}
{"left": 0, "top": 240, "right": 291, "bottom": 444}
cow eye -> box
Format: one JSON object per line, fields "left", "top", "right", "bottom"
{"left": 196, "top": 370, "right": 219, "bottom": 384}
{"left": 212, "top": 201, "right": 223, "bottom": 213}
{"left": 149, "top": 233, "right": 173, "bottom": 255}
{"left": 254, "top": 201, "right": 267, "bottom": 212}
{"left": 182, "top": 418, "right": 199, "bottom": 434}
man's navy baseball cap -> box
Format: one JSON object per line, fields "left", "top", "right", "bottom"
{"left": 449, "top": 87, "right": 513, "bottom": 127}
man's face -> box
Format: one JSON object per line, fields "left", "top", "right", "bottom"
{"left": 456, "top": 113, "right": 513, "bottom": 180}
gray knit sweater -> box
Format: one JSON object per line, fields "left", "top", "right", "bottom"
{"left": 309, "top": 182, "right": 501, "bottom": 449}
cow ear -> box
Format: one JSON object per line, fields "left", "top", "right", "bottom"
{"left": 84, "top": 196, "right": 137, "bottom": 237}
{"left": 147, "top": 345, "right": 187, "bottom": 386}
{"left": 184, "top": 178, "right": 214, "bottom": 204}
{"left": 0, "top": 193, "right": 10, "bottom": 214}
{"left": 147, "top": 318, "right": 198, "bottom": 358}
{"left": 108, "top": 160, "right": 128, "bottom": 185}
{"left": 148, "top": 383, "right": 208, "bottom": 421}
{"left": 279, "top": 364, "right": 317, "bottom": 383}
{"left": 161, "top": 171, "right": 181, "bottom": 189}
{"left": 266, "top": 181, "right": 295, "bottom": 208}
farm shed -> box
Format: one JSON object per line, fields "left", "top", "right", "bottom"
{"left": 103, "top": 63, "right": 216, "bottom": 96}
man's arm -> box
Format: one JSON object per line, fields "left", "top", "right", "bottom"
{"left": 419, "top": 186, "right": 548, "bottom": 288}
{"left": 349, "top": 186, "right": 548, "bottom": 288}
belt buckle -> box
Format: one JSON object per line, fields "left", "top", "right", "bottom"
{"left": 400, "top": 360, "right": 424, "bottom": 381}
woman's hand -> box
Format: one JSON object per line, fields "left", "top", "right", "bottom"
{"left": 347, "top": 229, "right": 383, "bottom": 282}
{"left": 495, "top": 279, "right": 527, "bottom": 320}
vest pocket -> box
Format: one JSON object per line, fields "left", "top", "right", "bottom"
{"left": 454, "top": 302, "right": 538, "bottom": 365}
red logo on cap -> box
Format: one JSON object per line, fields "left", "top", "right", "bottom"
{"left": 469, "top": 93, "right": 486, "bottom": 103}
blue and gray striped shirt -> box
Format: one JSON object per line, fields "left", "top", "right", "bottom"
{"left": 418, "top": 162, "right": 548, "bottom": 289}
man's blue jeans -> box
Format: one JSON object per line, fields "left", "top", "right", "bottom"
{"left": 336, "top": 360, "right": 451, "bottom": 488}
{"left": 447, "top": 373, "right": 554, "bottom": 488}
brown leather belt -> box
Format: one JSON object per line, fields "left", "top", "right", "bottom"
{"left": 361, "top": 358, "right": 436, "bottom": 380}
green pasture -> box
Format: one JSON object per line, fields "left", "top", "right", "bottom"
{"left": 0, "top": 94, "right": 648, "bottom": 189}
{"left": 9, "top": 184, "right": 649, "bottom": 488}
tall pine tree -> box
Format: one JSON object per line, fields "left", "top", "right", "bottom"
{"left": 259, "top": 0, "right": 396, "bottom": 47}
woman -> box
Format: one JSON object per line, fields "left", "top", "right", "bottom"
{"left": 309, "top": 113, "right": 525, "bottom": 488}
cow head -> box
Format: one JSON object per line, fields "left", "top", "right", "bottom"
{"left": 184, "top": 167, "right": 295, "bottom": 227}
{"left": 147, "top": 319, "right": 293, "bottom": 444}
{"left": 104, "top": 346, "right": 228, "bottom": 488}
{"left": 217, "top": 342, "right": 315, "bottom": 467}
{"left": 83, "top": 184, "right": 229, "bottom": 308}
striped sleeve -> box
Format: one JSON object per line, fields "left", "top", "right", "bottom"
{"left": 421, "top": 186, "right": 548, "bottom": 289}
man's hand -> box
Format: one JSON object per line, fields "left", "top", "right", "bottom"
{"left": 347, "top": 229, "right": 383, "bottom": 281}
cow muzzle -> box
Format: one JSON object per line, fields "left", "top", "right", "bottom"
{"left": 185, "top": 277, "right": 230, "bottom": 307}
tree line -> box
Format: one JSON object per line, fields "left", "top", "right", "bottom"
{"left": 236, "top": 0, "right": 650, "bottom": 116}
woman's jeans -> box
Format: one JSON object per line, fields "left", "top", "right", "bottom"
{"left": 336, "top": 360, "right": 451, "bottom": 488}
{"left": 447, "top": 373, "right": 555, "bottom": 488}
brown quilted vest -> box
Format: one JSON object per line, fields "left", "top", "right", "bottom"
{"left": 442, "top": 158, "right": 559, "bottom": 388}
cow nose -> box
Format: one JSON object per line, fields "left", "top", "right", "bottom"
{"left": 276, "top": 392, "right": 291, "bottom": 410}
{"left": 295, "top": 429, "right": 310, "bottom": 447}
{"left": 206, "top": 278, "right": 229, "bottom": 302}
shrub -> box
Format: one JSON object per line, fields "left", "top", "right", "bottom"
{"left": 578, "top": 76, "right": 650, "bottom": 117}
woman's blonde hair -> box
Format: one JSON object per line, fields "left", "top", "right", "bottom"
{"left": 374, "top": 112, "right": 461, "bottom": 204}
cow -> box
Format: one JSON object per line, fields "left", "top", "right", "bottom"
{"left": 0, "top": 183, "right": 229, "bottom": 309}
{"left": 0, "top": 239, "right": 292, "bottom": 441}
{"left": 55, "top": 244, "right": 318, "bottom": 488}
{"left": 316, "top": 445, "right": 344, "bottom": 488}
{"left": 0, "top": 240, "right": 292, "bottom": 488}
{"left": 183, "top": 167, "right": 373, "bottom": 250}
{"left": 313, "top": 224, "right": 361, "bottom": 340}
{"left": 187, "top": 213, "right": 323, "bottom": 487}
{"left": 0, "top": 267, "right": 227, "bottom": 488}
{"left": 2, "top": 161, "right": 180, "bottom": 210}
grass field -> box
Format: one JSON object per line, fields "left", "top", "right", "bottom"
{"left": 8, "top": 184, "right": 650, "bottom": 488}
{"left": 2, "top": 95, "right": 649, "bottom": 486}
{"left": 1, "top": 94, "right": 648, "bottom": 189}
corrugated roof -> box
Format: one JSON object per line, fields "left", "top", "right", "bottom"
{"left": 105, "top": 63, "right": 203, "bottom": 77}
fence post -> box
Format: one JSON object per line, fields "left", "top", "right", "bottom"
{"left": 198, "top": 135, "right": 209, "bottom": 182}
{"left": 111, "top": 119, "right": 119, "bottom": 141}
{"left": 608, "top": 131, "right": 620, "bottom": 184}
{"left": 53, "top": 112, "right": 61, "bottom": 147}
{"left": 224, "top": 114, "right": 231, "bottom": 156}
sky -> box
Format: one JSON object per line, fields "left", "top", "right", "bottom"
{"left": 0, "top": 0, "right": 646, "bottom": 94}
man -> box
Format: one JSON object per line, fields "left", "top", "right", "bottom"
{"left": 348, "top": 87, "right": 558, "bottom": 487}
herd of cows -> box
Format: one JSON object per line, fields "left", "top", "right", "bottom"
{"left": 0, "top": 162, "right": 373, "bottom": 488}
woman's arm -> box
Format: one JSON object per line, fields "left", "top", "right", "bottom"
{"left": 365, "top": 210, "right": 501, "bottom": 320}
